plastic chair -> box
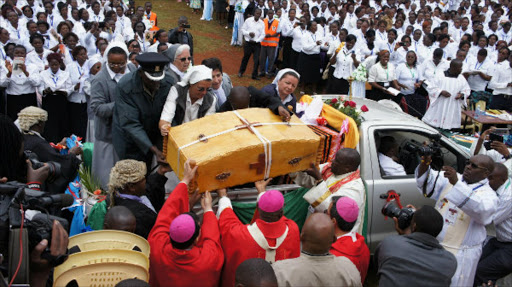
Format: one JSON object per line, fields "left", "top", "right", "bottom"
{"left": 53, "top": 262, "right": 149, "bottom": 287}
{"left": 68, "top": 230, "right": 150, "bottom": 257}
{"left": 53, "top": 249, "right": 149, "bottom": 281}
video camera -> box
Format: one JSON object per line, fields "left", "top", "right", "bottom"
{"left": 403, "top": 134, "right": 444, "bottom": 170}
{"left": 24, "top": 150, "right": 70, "bottom": 194}
{"left": 382, "top": 199, "right": 415, "bottom": 230}
{"left": 0, "top": 182, "right": 72, "bottom": 284}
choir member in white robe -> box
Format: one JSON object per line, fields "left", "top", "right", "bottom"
{"left": 422, "top": 59, "right": 471, "bottom": 130}
{"left": 416, "top": 154, "right": 498, "bottom": 287}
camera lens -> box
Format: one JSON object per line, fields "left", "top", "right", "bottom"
{"left": 381, "top": 200, "right": 402, "bottom": 218}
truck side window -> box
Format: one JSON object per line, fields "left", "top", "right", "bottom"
{"left": 376, "top": 131, "right": 464, "bottom": 178}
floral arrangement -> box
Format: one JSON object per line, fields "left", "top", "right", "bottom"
{"left": 351, "top": 64, "right": 368, "bottom": 82}
{"left": 323, "top": 96, "right": 369, "bottom": 126}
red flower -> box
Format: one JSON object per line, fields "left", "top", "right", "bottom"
{"left": 331, "top": 98, "right": 338, "bottom": 104}
{"left": 344, "top": 101, "right": 350, "bottom": 107}
{"left": 316, "top": 117, "right": 328, "bottom": 126}
{"left": 361, "top": 105, "right": 369, "bottom": 112}
{"left": 348, "top": 101, "right": 356, "bottom": 108}
{"left": 94, "top": 189, "right": 102, "bottom": 195}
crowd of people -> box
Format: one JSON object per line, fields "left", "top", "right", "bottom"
{"left": 0, "top": 0, "right": 511, "bottom": 285}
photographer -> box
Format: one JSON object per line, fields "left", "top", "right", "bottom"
{"left": 0, "top": 115, "right": 69, "bottom": 286}
{"left": 168, "top": 16, "right": 194, "bottom": 58}
{"left": 375, "top": 206, "right": 457, "bottom": 287}
{"left": 416, "top": 154, "right": 498, "bottom": 286}
{"left": 472, "top": 127, "right": 512, "bottom": 164}
{"left": 17, "top": 106, "right": 82, "bottom": 193}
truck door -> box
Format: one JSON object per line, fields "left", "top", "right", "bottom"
{"left": 364, "top": 126, "right": 468, "bottom": 253}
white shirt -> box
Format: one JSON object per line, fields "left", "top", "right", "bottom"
{"left": 281, "top": 17, "right": 299, "bottom": 37}
{"left": 395, "top": 63, "right": 421, "bottom": 95}
{"left": 488, "top": 60, "right": 512, "bottom": 96}
{"left": 465, "top": 57, "right": 493, "bottom": 92}
{"left": 241, "top": 16, "right": 265, "bottom": 43}
{"left": 368, "top": 62, "right": 396, "bottom": 83}
{"left": 160, "top": 86, "right": 217, "bottom": 124}
{"left": 419, "top": 58, "right": 449, "bottom": 80}
{"left": 494, "top": 179, "right": 512, "bottom": 242}
{"left": 26, "top": 49, "right": 51, "bottom": 72}
{"left": 291, "top": 26, "right": 306, "bottom": 52}
{"left": 378, "top": 153, "right": 406, "bottom": 176}
{"left": 390, "top": 46, "right": 410, "bottom": 66}
{"left": 332, "top": 47, "right": 361, "bottom": 80}
{"left": 301, "top": 30, "right": 322, "bottom": 54}
{"left": 66, "top": 61, "right": 90, "bottom": 103}
{"left": 0, "top": 62, "right": 41, "bottom": 95}
{"left": 106, "top": 64, "right": 127, "bottom": 83}
{"left": 39, "top": 68, "right": 73, "bottom": 94}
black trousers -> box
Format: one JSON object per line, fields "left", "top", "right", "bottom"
{"left": 42, "top": 92, "right": 69, "bottom": 143}
{"left": 67, "top": 102, "right": 88, "bottom": 140}
{"left": 489, "top": 94, "right": 512, "bottom": 112}
{"left": 474, "top": 237, "right": 512, "bottom": 286}
{"left": 289, "top": 49, "right": 300, "bottom": 71}
{"left": 6, "top": 93, "right": 37, "bottom": 121}
{"left": 281, "top": 36, "right": 293, "bottom": 68}
{"left": 239, "top": 41, "right": 261, "bottom": 77}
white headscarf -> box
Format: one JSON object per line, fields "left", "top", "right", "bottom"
{"left": 271, "top": 68, "right": 300, "bottom": 85}
{"left": 102, "top": 40, "right": 129, "bottom": 63}
{"left": 177, "top": 65, "right": 213, "bottom": 87}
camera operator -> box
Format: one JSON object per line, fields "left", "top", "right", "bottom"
{"left": 375, "top": 206, "right": 457, "bottom": 287}
{"left": 168, "top": 16, "right": 194, "bottom": 58}
{"left": 472, "top": 127, "right": 512, "bottom": 164}
{"left": 474, "top": 163, "right": 512, "bottom": 286}
{"left": 17, "top": 107, "right": 82, "bottom": 193}
{"left": 0, "top": 115, "right": 69, "bottom": 286}
{"left": 416, "top": 154, "right": 498, "bottom": 286}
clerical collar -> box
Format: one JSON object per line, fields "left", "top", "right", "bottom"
{"left": 444, "top": 70, "right": 458, "bottom": 78}
{"left": 301, "top": 250, "right": 330, "bottom": 256}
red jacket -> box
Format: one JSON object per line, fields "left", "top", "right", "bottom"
{"left": 330, "top": 232, "right": 370, "bottom": 284}
{"left": 219, "top": 207, "right": 300, "bottom": 287}
{"left": 148, "top": 183, "right": 224, "bottom": 287}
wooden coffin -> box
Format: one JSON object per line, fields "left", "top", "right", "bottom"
{"left": 166, "top": 108, "right": 321, "bottom": 192}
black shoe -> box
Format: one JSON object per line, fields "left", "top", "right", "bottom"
{"left": 258, "top": 73, "right": 265, "bottom": 77}
{"left": 238, "top": 72, "right": 243, "bottom": 78}
{"left": 251, "top": 76, "right": 260, "bottom": 80}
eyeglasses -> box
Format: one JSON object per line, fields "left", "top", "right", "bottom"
{"left": 108, "top": 62, "right": 126, "bottom": 68}
{"left": 197, "top": 87, "right": 212, "bottom": 92}
{"left": 131, "top": 44, "right": 140, "bottom": 48}
{"left": 179, "top": 57, "right": 192, "bottom": 62}
{"left": 465, "top": 159, "right": 488, "bottom": 171}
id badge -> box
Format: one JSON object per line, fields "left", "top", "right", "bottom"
{"left": 383, "top": 82, "right": 390, "bottom": 88}
{"left": 445, "top": 208, "right": 458, "bottom": 225}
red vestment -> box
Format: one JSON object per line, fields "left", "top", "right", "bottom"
{"left": 148, "top": 182, "right": 224, "bottom": 287}
{"left": 330, "top": 233, "right": 370, "bottom": 283}
{"left": 219, "top": 207, "right": 300, "bottom": 287}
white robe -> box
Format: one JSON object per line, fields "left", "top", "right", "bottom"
{"left": 299, "top": 163, "right": 366, "bottom": 234}
{"left": 422, "top": 72, "right": 470, "bottom": 130}
{"left": 416, "top": 167, "right": 498, "bottom": 286}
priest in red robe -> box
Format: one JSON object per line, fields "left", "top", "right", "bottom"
{"left": 216, "top": 182, "right": 300, "bottom": 287}
{"left": 328, "top": 196, "right": 370, "bottom": 284}
{"left": 148, "top": 160, "right": 224, "bottom": 287}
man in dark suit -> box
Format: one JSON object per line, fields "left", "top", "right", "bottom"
{"left": 168, "top": 16, "right": 194, "bottom": 57}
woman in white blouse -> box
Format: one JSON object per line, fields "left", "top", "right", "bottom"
{"left": 395, "top": 51, "right": 426, "bottom": 118}
{"left": 390, "top": 35, "right": 412, "bottom": 66}
{"left": 0, "top": 45, "right": 41, "bottom": 121}
{"left": 327, "top": 34, "right": 360, "bottom": 94}
{"left": 298, "top": 20, "right": 322, "bottom": 94}
{"left": 40, "top": 53, "right": 73, "bottom": 142}
{"left": 66, "top": 46, "right": 89, "bottom": 139}
{"left": 368, "top": 50, "right": 401, "bottom": 104}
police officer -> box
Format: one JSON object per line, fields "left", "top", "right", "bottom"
{"left": 112, "top": 52, "right": 173, "bottom": 171}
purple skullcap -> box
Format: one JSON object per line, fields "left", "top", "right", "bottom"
{"left": 258, "top": 190, "right": 284, "bottom": 213}
{"left": 169, "top": 214, "right": 196, "bottom": 243}
{"left": 336, "top": 197, "right": 359, "bottom": 223}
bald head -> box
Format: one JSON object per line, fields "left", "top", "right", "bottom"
{"left": 449, "top": 59, "right": 463, "bottom": 76}
{"left": 229, "top": 86, "right": 250, "bottom": 110}
{"left": 463, "top": 155, "right": 495, "bottom": 184}
{"left": 301, "top": 213, "right": 336, "bottom": 255}
{"left": 488, "top": 163, "right": 508, "bottom": 191}
{"left": 235, "top": 258, "right": 277, "bottom": 287}
{"left": 331, "top": 148, "right": 361, "bottom": 175}
{"left": 104, "top": 206, "right": 136, "bottom": 233}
